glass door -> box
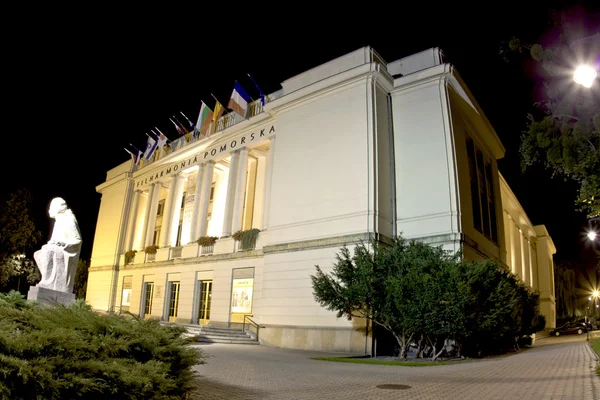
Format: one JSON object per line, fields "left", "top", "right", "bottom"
{"left": 168, "top": 281, "right": 180, "bottom": 322}
{"left": 198, "top": 280, "right": 212, "bottom": 326}
{"left": 142, "top": 282, "right": 154, "bottom": 319}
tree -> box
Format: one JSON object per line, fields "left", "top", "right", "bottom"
{"left": 311, "top": 236, "right": 546, "bottom": 360}
{"left": 0, "top": 189, "right": 42, "bottom": 290}
{"left": 553, "top": 260, "right": 578, "bottom": 320}
{"left": 500, "top": 8, "right": 600, "bottom": 217}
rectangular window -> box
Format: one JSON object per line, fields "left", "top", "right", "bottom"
{"left": 466, "top": 137, "right": 498, "bottom": 243}
{"left": 120, "top": 276, "right": 132, "bottom": 312}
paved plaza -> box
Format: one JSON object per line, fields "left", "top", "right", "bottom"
{"left": 190, "top": 334, "right": 600, "bottom": 400}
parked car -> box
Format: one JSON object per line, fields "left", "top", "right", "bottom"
{"left": 550, "top": 321, "right": 588, "bottom": 336}
{"left": 576, "top": 319, "right": 594, "bottom": 331}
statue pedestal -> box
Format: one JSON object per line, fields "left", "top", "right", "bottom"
{"left": 27, "top": 286, "right": 76, "bottom": 307}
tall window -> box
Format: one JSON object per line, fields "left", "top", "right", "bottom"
{"left": 153, "top": 200, "right": 165, "bottom": 245}
{"left": 466, "top": 137, "right": 498, "bottom": 243}
{"left": 207, "top": 182, "right": 215, "bottom": 220}
{"left": 120, "top": 276, "right": 132, "bottom": 312}
{"left": 175, "top": 192, "right": 186, "bottom": 246}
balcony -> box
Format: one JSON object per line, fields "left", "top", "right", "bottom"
{"left": 137, "top": 99, "right": 266, "bottom": 170}
{"left": 120, "top": 231, "right": 266, "bottom": 267}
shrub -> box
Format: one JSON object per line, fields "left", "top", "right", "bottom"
{"left": 124, "top": 250, "right": 137, "bottom": 264}
{"left": 232, "top": 228, "right": 260, "bottom": 250}
{"left": 144, "top": 244, "right": 159, "bottom": 254}
{"left": 0, "top": 291, "right": 204, "bottom": 399}
{"left": 196, "top": 236, "right": 218, "bottom": 247}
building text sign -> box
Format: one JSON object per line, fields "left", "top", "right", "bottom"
{"left": 135, "top": 124, "right": 275, "bottom": 189}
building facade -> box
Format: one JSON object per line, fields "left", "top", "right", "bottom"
{"left": 86, "top": 47, "right": 556, "bottom": 354}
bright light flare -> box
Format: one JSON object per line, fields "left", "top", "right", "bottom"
{"left": 588, "top": 231, "right": 598, "bottom": 241}
{"left": 573, "top": 65, "right": 597, "bottom": 88}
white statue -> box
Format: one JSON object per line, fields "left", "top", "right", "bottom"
{"left": 33, "top": 197, "right": 82, "bottom": 293}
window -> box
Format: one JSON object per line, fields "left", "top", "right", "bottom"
{"left": 153, "top": 199, "right": 165, "bottom": 245}
{"left": 120, "top": 276, "right": 132, "bottom": 312}
{"left": 207, "top": 182, "right": 215, "bottom": 220}
{"left": 466, "top": 137, "right": 498, "bottom": 243}
{"left": 175, "top": 191, "right": 186, "bottom": 246}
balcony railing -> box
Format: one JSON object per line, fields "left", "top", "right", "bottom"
{"left": 200, "top": 244, "right": 214, "bottom": 256}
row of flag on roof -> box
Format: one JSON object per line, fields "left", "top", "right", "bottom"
{"left": 125, "top": 74, "right": 266, "bottom": 165}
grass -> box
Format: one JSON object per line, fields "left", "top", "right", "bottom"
{"left": 590, "top": 337, "right": 600, "bottom": 376}
{"left": 312, "top": 357, "right": 469, "bottom": 367}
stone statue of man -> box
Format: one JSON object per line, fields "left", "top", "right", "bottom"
{"left": 33, "top": 197, "right": 82, "bottom": 293}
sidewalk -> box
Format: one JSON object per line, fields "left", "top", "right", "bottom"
{"left": 190, "top": 334, "right": 600, "bottom": 399}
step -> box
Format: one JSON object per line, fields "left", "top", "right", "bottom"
{"left": 197, "top": 336, "right": 260, "bottom": 345}
{"left": 199, "top": 327, "right": 248, "bottom": 334}
{"left": 197, "top": 332, "right": 252, "bottom": 339}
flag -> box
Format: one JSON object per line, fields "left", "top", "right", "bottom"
{"left": 129, "top": 144, "right": 143, "bottom": 165}
{"left": 144, "top": 133, "right": 157, "bottom": 160}
{"left": 248, "top": 73, "right": 265, "bottom": 106}
{"left": 153, "top": 128, "right": 168, "bottom": 149}
{"left": 210, "top": 99, "right": 225, "bottom": 134}
{"left": 227, "top": 81, "right": 251, "bottom": 117}
{"left": 125, "top": 145, "right": 142, "bottom": 165}
{"left": 124, "top": 148, "right": 137, "bottom": 163}
{"left": 195, "top": 101, "right": 213, "bottom": 137}
{"left": 180, "top": 111, "right": 195, "bottom": 130}
{"left": 170, "top": 117, "right": 186, "bottom": 136}
{"left": 172, "top": 115, "right": 190, "bottom": 134}
{"left": 213, "top": 99, "right": 224, "bottom": 122}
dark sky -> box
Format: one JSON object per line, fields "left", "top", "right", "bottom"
{"left": 2, "top": 4, "right": 598, "bottom": 275}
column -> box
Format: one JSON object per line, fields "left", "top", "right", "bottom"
{"left": 529, "top": 239, "right": 537, "bottom": 290}
{"left": 222, "top": 150, "right": 240, "bottom": 237}
{"left": 521, "top": 231, "right": 530, "bottom": 286}
{"left": 125, "top": 189, "right": 142, "bottom": 251}
{"left": 262, "top": 135, "right": 276, "bottom": 230}
{"left": 144, "top": 183, "right": 162, "bottom": 247}
{"left": 168, "top": 174, "right": 186, "bottom": 246}
{"left": 198, "top": 161, "right": 215, "bottom": 237}
{"left": 160, "top": 174, "right": 178, "bottom": 248}
{"left": 512, "top": 223, "right": 522, "bottom": 280}
{"left": 507, "top": 216, "right": 516, "bottom": 275}
{"left": 231, "top": 147, "right": 249, "bottom": 234}
{"left": 189, "top": 164, "right": 206, "bottom": 242}
{"left": 502, "top": 211, "right": 512, "bottom": 270}
{"left": 134, "top": 191, "right": 149, "bottom": 250}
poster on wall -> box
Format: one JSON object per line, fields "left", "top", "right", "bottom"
{"left": 231, "top": 278, "right": 253, "bottom": 313}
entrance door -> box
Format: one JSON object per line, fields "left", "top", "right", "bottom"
{"left": 168, "top": 281, "right": 180, "bottom": 322}
{"left": 198, "top": 280, "right": 212, "bottom": 326}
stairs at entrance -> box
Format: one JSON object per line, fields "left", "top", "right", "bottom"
{"left": 186, "top": 326, "right": 260, "bottom": 345}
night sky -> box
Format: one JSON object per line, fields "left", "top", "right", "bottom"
{"left": 2, "top": 4, "right": 598, "bottom": 278}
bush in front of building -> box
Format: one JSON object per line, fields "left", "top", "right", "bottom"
{"left": 0, "top": 291, "right": 204, "bottom": 400}
{"left": 311, "top": 236, "right": 546, "bottom": 360}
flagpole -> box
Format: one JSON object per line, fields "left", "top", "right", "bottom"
{"left": 211, "top": 93, "right": 231, "bottom": 115}
{"left": 179, "top": 111, "right": 195, "bottom": 130}
{"left": 247, "top": 73, "right": 266, "bottom": 105}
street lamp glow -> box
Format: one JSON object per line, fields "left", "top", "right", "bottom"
{"left": 573, "top": 65, "right": 597, "bottom": 88}
{"left": 594, "top": 290, "right": 600, "bottom": 298}
{"left": 588, "top": 231, "right": 598, "bottom": 241}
